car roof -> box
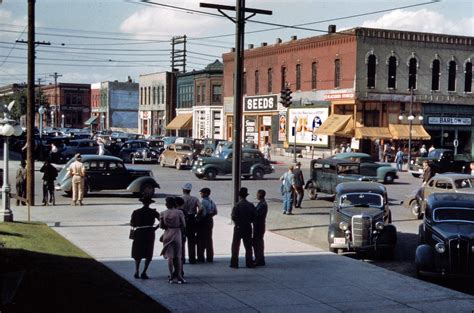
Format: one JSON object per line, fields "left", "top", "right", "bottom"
{"left": 336, "top": 182, "right": 386, "bottom": 194}
{"left": 430, "top": 173, "right": 474, "bottom": 180}
{"left": 313, "top": 158, "right": 359, "bottom": 165}
{"left": 426, "top": 193, "right": 474, "bottom": 215}
{"left": 333, "top": 152, "right": 371, "bottom": 158}
{"left": 79, "top": 155, "right": 123, "bottom": 162}
{"left": 221, "top": 148, "right": 262, "bottom": 153}
{"left": 69, "top": 139, "right": 95, "bottom": 143}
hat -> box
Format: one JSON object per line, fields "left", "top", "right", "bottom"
{"left": 75, "top": 153, "right": 82, "bottom": 160}
{"left": 199, "top": 187, "right": 211, "bottom": 196}
{"left": 238, "top": 187, "right": 249, "bottom": 197}
{"left": 296, "top": 161, "right": 301, "bottom": 166}
{"left": 182, "top": 183, "right": 192, "bottom": 191}
{"left": 139, "top": 195, "right": 155, "bottom": 204}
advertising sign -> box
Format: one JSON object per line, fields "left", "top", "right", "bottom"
{"left": 428, "top": 116, "right": 472, "bottom": 125}
{"left": 244, "top": 116, "right": 258, "bottom": 144}
{"left": 288, "top": 108, "right": 329, "bottom": 146}
{"left": 278, "top": 111, "right": 287, "bottom": 141}
{"left": 243, "top": 95, "right": 278, "bottom": 112}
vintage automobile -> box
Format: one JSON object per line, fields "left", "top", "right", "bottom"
{"left": 403, "top": 173, "right": 474, "bottom": 219}
{"left": 415, "top": 193, "right": 474, "bottom": 277}
{"left": 56, "top": 155, "right": 160, "bottom": 197}
{"left": 159, "top": 144, "right": 194, "bottom": 170}
{"left": 409, "top": 149, "right": 471, "bottom": 178}
{"left": 192, "top": 148, "right": 274, "bottom": 180}
{"left": 304, "top": 158, "right": 374, "bottom": 200}
{"left": 56, "top": 139, "right": 99, "bottom": 163}
{"left": 330, "top": 152, "right": 398, "bottom": 184}
{"left": 118, "top": 140, "right": 149, "bottom": 163}
{"left": 328, "top": 182, "right": 397, "bottom": 258}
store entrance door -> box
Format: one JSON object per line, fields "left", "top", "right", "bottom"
{"left": 259, "top": 115, "right": 272, "bottom": 148}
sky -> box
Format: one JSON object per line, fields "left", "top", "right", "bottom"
{"left": 0, "top": 0, "right": 473, "bottom": 87}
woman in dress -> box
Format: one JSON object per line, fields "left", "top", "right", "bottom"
{"left": 130, "top": 196, "right": 160, "bottom": 279}
{"left": 160, "top": 197, "right": 186, "bottom": 284}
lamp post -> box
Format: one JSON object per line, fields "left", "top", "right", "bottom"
{"left": 0, "top": 118, "right": 23, "bottom": 222}
{"left": 293, "top": 115, "right": 298, "bottom": 163}
{"left": 101, "top": 114, "right": 105, "bottom": 131}
{"left": 38, "top": 105, "right": 45, "bottom": 138}
{"left": 398, "top": 88, "right": 423, "bottom": 169}
{"left": 61, "top": 114, "right": 65, "bottom": 128}
{"left": 51, "top": 110, "right": 55, "bottom": 128}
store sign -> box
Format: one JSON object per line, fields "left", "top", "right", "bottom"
{"left": 288, "top": 108, "right": 329, "bottom": 146}
{"left": 244, "top": 95, "right": 278, "bottom": 112}
{"left": 139, "top": 111, "right": 151, "bottom": 119}
{"left": 324, "top": 92, "right": 354, "bottom": 100}
{"left": 428, "top": 117, "right": 471, "bottom": 125}
{"left": 244, "top": 116, "right": 258, "bottom": 144}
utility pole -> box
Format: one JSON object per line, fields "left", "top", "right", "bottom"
{"left": 200, "top": 1, "right": 271, "bottom": 208}
{"left": 49, "top": 72, "right": 62, "bottom": 128}
{"left": 171, "top": 35, "right": 187, "bottom": 73}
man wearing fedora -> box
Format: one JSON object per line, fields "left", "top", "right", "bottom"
{"left": 182, "top": 183, "right": 201, "bottom": 264}
{"left": 230, "top": 187, "right": 256, "bottom": 268}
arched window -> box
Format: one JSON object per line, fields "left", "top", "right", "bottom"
{"left": 465, "top": 62, "right": 472, "bottom": 93}
{"left": 295, "top": 64, "right": 301, "bottom": 90}
{"left": 431, "top": 59, "right": 440, "bottom": 91}
{"left": 255, "top": 70, "right": 259, "bottom": 94}
{"left": 267, "top": 68, "right": 273, "bottom": 93}
{"left": 281, "top": 66, "right": 287, "bottom": 89}
{"left": 334, "top": 59, "right": 341, "bottom": 88}
{"left": 408, "top": 58, "right": 417, "bottom": 89}
{"left": 367, "top": 55, "right": 376, "bottom": 88}
{"left": 311, "top": 62, "right": 317, "bottom": 90}
{"left": 388, "top": 56, "right": 397, "bottom": 88}
{"left": 448, "top": 60, "right": 456, "bottom": 92}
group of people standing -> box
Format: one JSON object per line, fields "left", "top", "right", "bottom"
{"left": 279, "top": 162, "right": 305, "bottom": 215}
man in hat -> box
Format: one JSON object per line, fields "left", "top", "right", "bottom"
{"left": 197, "top": 187, "right": 217, "bottom": 263}
{"left": 230, "top": 187, "right": 256, "bottom": 268}
{"left": 181, "top": 183, "right": 201, "bottom": 264}
{"left": 292, "top": 162, "right": 305, "bottom": 209}
{"left": 68, "top": 153, "right": 86, "bottom": 205}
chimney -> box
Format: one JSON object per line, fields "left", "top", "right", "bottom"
{"left": 248, "top": 44, "right": 254, "bottom": 49}
{"left": 328, "top": 25, "right": 336, "bottom": 33}
{"left": 260, "top": 42, "right": 267, "bottom": 47}
{"left": 231, "top": 47, "right": 235, "bottom": 52}
{"left": 291, "top": 35, "right": 297, "bottom": 41}
{"left": 276, "top": 38, "right": 282, "bottom": 44}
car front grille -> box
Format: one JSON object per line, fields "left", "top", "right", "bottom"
{"left": 448, "top": 238, "right": 472, "bottom": 273}
{"left": 352, "top": 215, "right": 372, "bottom": 247}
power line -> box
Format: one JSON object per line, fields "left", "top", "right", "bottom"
{"left": 0, "top": 25, "right": 27, "bottom": 68}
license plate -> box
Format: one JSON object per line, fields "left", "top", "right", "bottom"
{"left": 334, "top": 237, "right": 346, "bottom": 245}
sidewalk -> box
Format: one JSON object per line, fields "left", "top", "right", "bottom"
{"left": 21, "top": 209, "right": 473, "bottom": 313}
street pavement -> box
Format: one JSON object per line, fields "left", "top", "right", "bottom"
{"left": 7, "top": 154, "right": 474, "bottom": 313}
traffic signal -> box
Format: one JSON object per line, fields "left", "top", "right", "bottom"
{"left": 279, "top": 87, "right": 293, "bottom": 108}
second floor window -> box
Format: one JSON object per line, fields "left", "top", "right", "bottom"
{"left": 388, "top": 56, "right": 397, "bottom": 89}
{"left": 465, "top": 62, "right": 472, "bottom": 93}
{"left": 281, "top": 66, "right": 287, "bottom": 90}
{"left": 161, "top": 86, "right": 165, "bottom": 103}
{"left": 431, "top": 59, "right": 440, "bottom": 91}
{"left": 148, "top": 86, "right": 151, "bottom": 104}
{"left": 196, "top": 85, "right": 201, "bottom": 103}
{"left": 334, "top": 59, "right": 341, "bottom": 88}
{"left": 201, "top": 85, "right": 206, "bottom": 102}
{"left": 212, "top": 85, "right": 222, "bottom": 103}
{"left": 267, "top": 68, "right": 272, "bottom": 93}
{"left": 448, "top": 60, "right": 456, "bottom": 92}
{"left": 296, "top": 64, "right": 301, "bottom": 90}
{"left": 311, "top": 62, "right": 317, "bottom": 89}
{"left": 152, "top": 87, "right": 156, "bottom": 104}
{"left": 408, "top": 58, "right": 417, "bottom": 90}
{"left": 140, "top": 87, "right": 143, "bottom": 105}
{"left": 367, "top": 55, "right": 376, "bottom": 88}
{"left": 255, "top": 70, "right": 259, "bottom": 94}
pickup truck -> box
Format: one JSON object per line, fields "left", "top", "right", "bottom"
{"left": 408, "top": 149, "right": 471, "bottom": 178}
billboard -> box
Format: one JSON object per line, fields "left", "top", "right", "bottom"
{"left": 288, "top": 108, "right": 329, "bottom": 146}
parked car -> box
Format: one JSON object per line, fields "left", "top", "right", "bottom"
{"left": 330, "top": 152, "right": 398, "bottom": 184}
{"left": 118, "top": 140, "right": 148, "bottom": 163}
{"left": 55, "top": 155, "right": 159, "bottom": 197}
{"left": 304, "top": 158, "right": 374, "bottom": 200}
{"left": 56, "top": 139, "right": 99, "bottom": 163}
{"left": 415, "top": 193, "right": 474, "bottom": 277}
{"left": 131, "top": 147, "right": 160, "bottom": 164}
{"left": 162, "top": 136, "right": 177, "bottom": 149}
{"left": 403, "top": 173, "right": 474, "bottom": 219}
{"left": 146, "top": 139, "right": 165, "bottom": 155}
{"left": 328, "top": 182, "right": 397, "bottom": 258}
{"left": 192, "top": 148, "right": 274, "bottom": 180}
{"left": 409, "top": 149, "right": 471, "bottom": 178}
{"left": 159, "top": 144, "right": 194, "bottom": 170}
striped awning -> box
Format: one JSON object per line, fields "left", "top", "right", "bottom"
{"left": 166, "top": 113, "right": 193, "bottom": 130}
{"left": 84, "top": 115, "right": 98, "bottom": 126}
{"left": 315, "top": 114, "right": 353, "bottom": 136}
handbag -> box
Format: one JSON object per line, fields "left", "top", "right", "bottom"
{"left": 129, "top": 227, "right": 135, "bottom": 240}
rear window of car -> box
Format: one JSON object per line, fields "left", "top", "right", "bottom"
{"left": 176, "top": 145, "right": 191, "bottom": 151}
{"left": 434, "top": 208, "right": 474, "bottom": 223}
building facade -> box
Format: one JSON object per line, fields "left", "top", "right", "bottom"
{"left": 89, "top": 83, "right": 102, "bottom": 131}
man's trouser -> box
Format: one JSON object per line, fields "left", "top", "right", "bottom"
{"left": 185, "top": 215, "right": 197, "bottom": 263}
{"left": 71, "top": 176, "right": 84, "bottom": 202}
{"left": 253, "top": 224, "right": 265, "bottom": 265}
{"left": 230, "top": 224, "right": 253, "bottom": 267}
{"left": 196, "top": 217, "right": 214, "bottom": 262}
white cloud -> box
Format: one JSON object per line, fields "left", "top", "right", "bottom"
{"left": 362, "top": 9, "right": 474, "bottom": 36}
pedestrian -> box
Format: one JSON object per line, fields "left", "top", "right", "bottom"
{"left": 97, "top": 137, "right": 105, "bottom": 156}
{"left": 428, "top": 144, "right": 435, "bottom": 153}
{"left": 395, "top": 148, "right": 404, "bottom": 172}
{"left": 470, "top": 162, "right": 474, "bottom": 175}
{"left": 253, "top": 189, "right": 268, "bottom": 266}
{"left": 419, "top": 144, "right": 427, "bottom": 157}
{"left": 230, "top": 187, "right": 256, "bottom": 268}
{"left": 130, "top": 195, "right": 160, "bottom": 280}
{"left": 50, "top": 143, "right": 59, "bottom": 162}
{"left": 421, "top": 160, "right": 434, "bottom": 186}
{"left": 263, "top": 141, "right": 271, "bottom": 161}
{"left": 40, "top": 159, "right": 58, "bottom": 206}
{"left": 280, "top": 165, "right": 296, "bottom": 215}
{"left": 332, "top": 146, "right": 340, "bottom": 155}
{"left": 346, "top": 143, "right": 352, "bottom": 153}
{"left": 15, "top": 160, "right": 27, "bottom": 206}
{"left": 160, "top": 197, "right": 187, "bottom": 284}
{"left": 293, "top": 162, "right": 305, "bottom": 209}
{"left": 181, "top": 183, "right": 201, "bottom": 264}
{"left": 68, "top": 153, "right": 86, "bottom": 206}
{"left": 196, "top": 187, "right": 217, "bottom": 263}
{"left": 340, "top": 144, "right": 346, "bottom": 153}
{"left": 174, "top": 196, "right": 188, "bottom": 267}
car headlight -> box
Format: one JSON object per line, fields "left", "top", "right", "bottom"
{"left": 471, "top": 246, "right": 474, "bottom": 253}
{"left": 435, "top": 242, "right": 446, "bottom": 253}
{"left": 375, "top": 221, "right": 384, "bottom": 230}
{"left": 339, "top": 221, "right": 349, "bottom": 231}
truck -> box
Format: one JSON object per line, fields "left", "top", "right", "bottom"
{"left": 409, "top": 149, "right": 471, "bottom": 178}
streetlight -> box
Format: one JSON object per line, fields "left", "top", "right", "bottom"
{"left": 398, "top": 88, "right": 423, "bottom": 168}
{"left": 51, "top": 110, "right": 55, "bottom": 128}
{"left": 101, "top": 114, "right": 105, "bottom": 131}
{"left": 61, "top": 114, "right": 65, "bottom": 128}
{"left": 293, "top": 115, "right": 298, "bottom": 163}
{"left": 38, "top": 105, "right": 45, "bottom": 138}
{"left": 0, "top": 102, "right": 24, "bottom": 221}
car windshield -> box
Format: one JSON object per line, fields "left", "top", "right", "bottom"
{"left": 340, "top": 193, "right": 383, "bottom": 208}
{"left": 175, "top": 145, "right": 191, "bottom": 151}
{"left": 454, "top": 178, "right": 474, "bottom": 189}
{"left": 433, "top": 208, "right": 474, "bottom": 223}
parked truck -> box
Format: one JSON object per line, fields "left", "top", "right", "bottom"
{"left": 409, "top": 149, "right": 471, "bottom": 178}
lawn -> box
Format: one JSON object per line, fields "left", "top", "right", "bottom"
{"left": 0, "top": 222, "right": 168, "bottom": 313}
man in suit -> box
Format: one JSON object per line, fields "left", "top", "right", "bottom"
{"left": 292, "top": 162, "right": 305, "bottom": 208}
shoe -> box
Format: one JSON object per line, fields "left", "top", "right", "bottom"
{"left": 42, "top": 202, "right": 47, "bottom": 206}
{"left": 71, "top": 201, "right": 77, "bottom": 206}
{"left": 287, "top": 212, "right": 294, "bottom": 215}
{"left": 256, "top": 261, "right": 266, "bottom": 266}
{"left": 189, "top": 260, "right": 197, "bottom": 264}
{"left": 246, "top": 262, "right": 256, "bottom": 268}
{"left": 229, "top": 264, "right": 238, "bottom": 269}
{"left": 140, "top": 273, "right": 149, "bottom": 279}
{"left": 134, "top": 273, "right": 139, "bottom": 279}
{"left": 79, "top": 201, "right": 83, "bottom": 206}
{"left": 283, "top": 211, "right": 287, "bottom": 215}
{"left": 206, "top": 259, "right": 213, "bottom": 263}
{"left": 177, "top": 279, "right": 187, "bottom": 284}
{"left": 197, "top": 258, "right": 205, "bottom": 263}
{"left": 168, "top": 278, "right": 174, "bottom": 284}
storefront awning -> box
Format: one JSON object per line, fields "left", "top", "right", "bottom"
{"left": 315, "top": 114, "right": 352, "bottom": 136}
{"left": 84, "top": 115, "right": 98, "bottom": 126}
{"left": 355, "top": 127, "right": 392, "bottom": 140}
{"left": 166, "top": 113, "right": 193, "bottom": 130}
{"left": 335, "top": 116, "right": 354, "bottom": 137}
{"left": 388, "top": 124, "right": 431, "bottom": 140}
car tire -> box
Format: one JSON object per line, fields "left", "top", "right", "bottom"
{"left": 205, "top": 169, "right": 217, "bottom": 180}
{"left": 410, "top": 200, "right": 422, "bottom": 219}
{"left": 388, "top": 210, "right": 393, "bottom": 224}
{"left": 252, "top": 168, "right": 264, "bottom": 180}
{"left": 175, "top": 160, "right": 181, "bottom": 170}
{"left": 412, "top": 173, "right": 421, "bottom": 178}
{"left": 383, "top": 173, "right": 395, "bottom": 184}
{"left": 329, "top": 247, "right": 338, "bottom": 254}
{"left": 195, "top": 174, "right": 204, "bottom": 179}
{"left": 65, "top": 191, "right": 72, "bottom": 197}
{"left": 140, "top": 183, "right": 155, "bottom": 197}
{"left": 308, "top": 188, "right": 317, "bottom": 200}
{"left": 418, "top": 224, "right": 425, "bottom": 244}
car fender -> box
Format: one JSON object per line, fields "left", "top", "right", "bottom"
{"left": 327, "top": 223, "right": 343, "bottom": 244}
{"left": 59, "top": 177, "right": 73, "bottom": 192}
{"left": 415, "top": 244, "right": 435, "bottom": 271}
{"left": 200, "top": 164, "right": 221, "bottom": 174}
{"left": 126, "top": 177, "right": 160, "bottom": 192}
{"left": 249, "top": 163, "right": 264, "bottom": 174}
{"left": 377, "top": 224, "right": 397, "bottom": 246}
{"left": 377, "top": 167, "right": 397, "bottom": 179}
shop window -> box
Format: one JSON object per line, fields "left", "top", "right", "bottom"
{"left": 267, "top": 68, "right": 272, "bottom": 93}
{"left": 334, "top": 59, "right": 341, "bottom": 88}
{"left": 465, "top": 62, "right": 472, "bottom": 93}
{"left": 255, "top": 70, "right": 260, "bottom": 94}
{"left": 296, "top": 64, "right": 301, "bottom": 90}
{"left": 367, "top": 55, "right": 376, "bottom": 88}
{"left": 388, "top": 56, "right": 397, "bottom": 89}
{"left": 448, "top": 60, "right": 456, "bottom": 92}
{"left": 431, "top": 59, "right": 440, "bottom": 91}
{"left": 311, "top": 62, "right": 317, "bottom": 90}
{"left": 408, "top": 58, "right": 417, "bottom": 89}
{"left": 281, "top": 66, "right": 287, "bottom": 90}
